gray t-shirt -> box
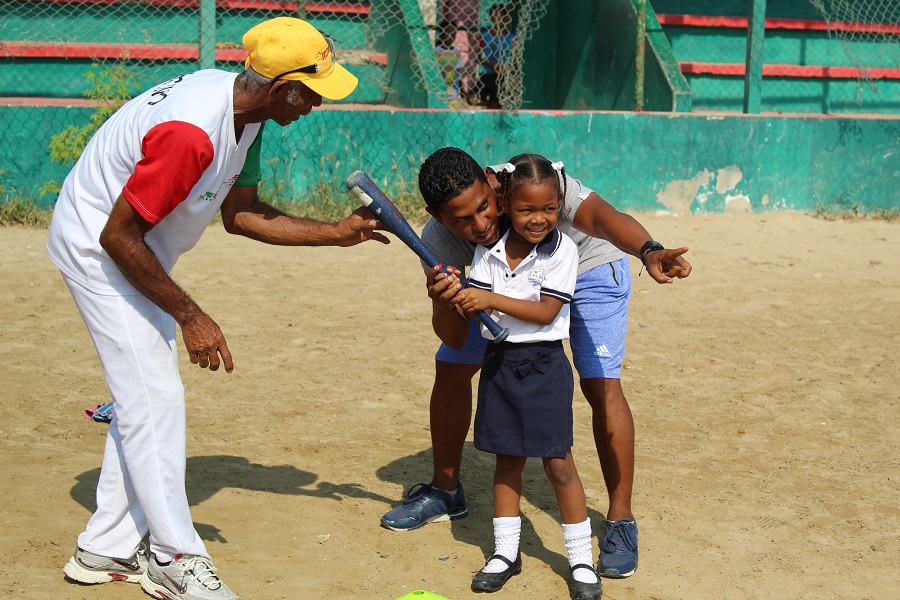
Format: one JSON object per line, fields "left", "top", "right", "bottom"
{"left": 420, "top": 173, "right": 625, "bottom": 275}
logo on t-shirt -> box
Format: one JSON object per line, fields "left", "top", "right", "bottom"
{"left": 527, "top": 263, "right": 545, "bottom": 288}
{"left": 198, "top": 191, "right": 215, "bottom": 202}
{"left": 147, "top": 74, "right": 188, "bottom": 106}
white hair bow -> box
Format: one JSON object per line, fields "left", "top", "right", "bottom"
{"left": 550, "top": 161, "right": 564, "bottom": 171}
{"left": 488, "top": 162, "right": 516, "bottom": 174}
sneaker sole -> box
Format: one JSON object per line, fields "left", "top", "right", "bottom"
{"left": 140, "top": 572, "right": 179, "bottom": 600}
{"left": 381, "top": 506, "right": 469, "bottom": 532}
{"left": 63, "top": 557, "right": 142, "bottom": 584}
{"left": 599, "top": 564, "right": 636, "bottom": 579}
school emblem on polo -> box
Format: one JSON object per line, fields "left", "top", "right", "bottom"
{"left": 528, "top": 264, "right": 545, "bottom": 288}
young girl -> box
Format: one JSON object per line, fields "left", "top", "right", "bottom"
{"left": 458, "top": 154, "right": 602, "bottom": 600}
{"left": 434, "top": 20, "right": 461, "bottom": 99}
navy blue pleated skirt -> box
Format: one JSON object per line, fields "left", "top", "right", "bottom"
{"left": 474, "top": 340, "right": 574, "bottom": 459}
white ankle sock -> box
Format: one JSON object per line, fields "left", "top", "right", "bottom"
{"left": 483, "top": 516, "right": 521, "bottom": 573}
{"left": 563, "top": 518, "right": 597, "bottom": 583}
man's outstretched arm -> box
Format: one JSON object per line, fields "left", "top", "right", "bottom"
{"left": 220, "top": 184, "right": 390, "bottom": 247}
{"left": 573, "top": 192, "right": 692, "bottom": 283}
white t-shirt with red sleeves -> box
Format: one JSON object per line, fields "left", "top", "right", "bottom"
{"left": 47, "top": 70, "right": 262, "bottom": 296}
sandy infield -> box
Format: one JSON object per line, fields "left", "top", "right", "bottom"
{"left": 1, "top": 212, "right": 897, "bottom": 600}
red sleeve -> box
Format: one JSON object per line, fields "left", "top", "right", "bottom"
{"left": 122, "top": 121, "right": 214, "bottom": 224}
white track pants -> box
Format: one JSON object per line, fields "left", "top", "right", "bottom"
{"left": 64, "top": 276, "right": 208, "bottom": 562}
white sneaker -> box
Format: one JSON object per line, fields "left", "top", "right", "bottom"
{"left": 140, "top": 553, "right": 239, "bottom": 600}
{"left": 63, "top": 546, "right": 147, "bottom": 584}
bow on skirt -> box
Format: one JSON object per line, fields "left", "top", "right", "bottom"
{"left": 515, "top": 350, "right": 553, "bottom": 378}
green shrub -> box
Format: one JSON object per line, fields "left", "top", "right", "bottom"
{"left": 0, "top": 196, "right": 53, "bottom": 228}
{"left": 49, "top": 61, "right": 138, "bottom": 167}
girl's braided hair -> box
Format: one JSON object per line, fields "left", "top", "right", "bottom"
{"left": 489, "top": 153, "right": 567, "bottom": 211}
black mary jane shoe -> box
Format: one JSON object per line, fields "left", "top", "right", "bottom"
{"left": 568, "top": 563, "right": 603, "bottom": 600}
{"left": 471, "top": 553, "right": 522, "bottom": 593}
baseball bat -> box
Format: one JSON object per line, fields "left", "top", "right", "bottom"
{"left": 346, "top": 171, "right": 510, "bottom": 343}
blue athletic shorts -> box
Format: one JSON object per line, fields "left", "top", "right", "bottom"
{"left": 435, "top": 257, "right": 632, "bottom": 380}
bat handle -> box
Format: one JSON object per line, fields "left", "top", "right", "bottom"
{"left": 435, "top": 264, "right": 509, "bottom": 343}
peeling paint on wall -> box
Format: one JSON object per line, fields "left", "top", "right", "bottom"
{"left": 724, "top": 194, "right": 752, "bottom": 213}
{"left": 716, "top": 166, "right": 744, "bottom": 194}
{"left": 656, "top": 170, "right": 713, "bottom": 214}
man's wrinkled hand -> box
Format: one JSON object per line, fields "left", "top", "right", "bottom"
{"left": 182, "top": 313, "right": 234, "bottom": 373}
{"left": 334, "top": 207, "right": 390, "bottom": 247}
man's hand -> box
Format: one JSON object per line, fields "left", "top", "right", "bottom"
{"left": 181, "top": 313, "right": 234, "bottom": 372}
{"left": 427, "top": 264, "right": 471, "bottom": 349}
{"left": 644, "top": 247, "right": 692, "bottom": 284}
{"left": 426, "top": 264, "right": 464, "bottom": 306}
{"left": 332, "top": 206, "right": 391, "bottom": 247}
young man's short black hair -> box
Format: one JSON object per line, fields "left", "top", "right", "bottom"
{"left": 418, "top": 147, "right": 487, "bottom": 213}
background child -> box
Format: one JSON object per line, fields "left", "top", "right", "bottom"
{"left": 434, "top": 20, "right": 462, "bottom": 99}
{"left": 458, "top": 154, "right": 603, "bottom": 599}
{"left": 478, "top": 4, "right": 515, "bottom": 108}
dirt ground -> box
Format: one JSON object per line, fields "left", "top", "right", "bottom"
{"left": 1, "top": 212, "right": 897, "bottom": 600}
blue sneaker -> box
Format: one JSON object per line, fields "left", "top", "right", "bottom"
{"left": 380, "top": 483, "right": 468, "bottom": 531}
{"left": 599, "top": 518, "right": 638, "bottom": 578}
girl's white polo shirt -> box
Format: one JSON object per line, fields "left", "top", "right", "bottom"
{"left": 468, "top": 228, "right": 578, "bottom": 343}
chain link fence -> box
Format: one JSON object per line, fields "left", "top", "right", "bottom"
{"left": 2, "top": 1, "right": 898, "bottom": 202}
{"left": 0, "top": 0, "right": 555, "bottom": 202}
{"left": 654, "top": 0, "right": 899, "bottom": 113}
{"left": 811, "top": 0, "right": 900, "bottom": 92}
{"left": 0, "top": 0, "right": 554, "bottom": 105}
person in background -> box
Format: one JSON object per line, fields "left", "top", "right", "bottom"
{"left": 478, "top": 3, "right": 515, "bottom": 109}
{"left": 440, "top": 0, "right": 482, "bottom": 100}
{"left": 434, "top": 20, "right": 462, "bottom": 99}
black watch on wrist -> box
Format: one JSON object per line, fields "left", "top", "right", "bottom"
{"left": 639, "top": 240, "right": 665, "bottom": 266}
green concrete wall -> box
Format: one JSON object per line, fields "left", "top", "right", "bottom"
{"left": 649, "top": 0, "right": 900, "bottom": 114}
{"left": 523, "top": 0, "right": 690, "bottom": 111}
{"left": 3, "top": 106, "right": 896, "bottom": 215}
{"left": 687, "top": 74, "right": 900, "bottom": 114}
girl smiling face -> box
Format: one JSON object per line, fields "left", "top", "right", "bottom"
{"left": 504, "top": 181, "right": 561, "bottom": 246}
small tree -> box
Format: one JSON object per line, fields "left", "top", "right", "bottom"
{"left": 41, "top": 60, "right": 138, "bottom": 196}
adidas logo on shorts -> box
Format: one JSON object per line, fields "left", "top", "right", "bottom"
{"left": 594, "top": 345, "right": 612, "bottom": 357}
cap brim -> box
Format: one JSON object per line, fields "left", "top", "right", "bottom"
{"left": 297, "top": 62, "right": 358, "bottom": 101}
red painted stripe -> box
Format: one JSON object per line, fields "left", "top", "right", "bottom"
{"left": 0, "top": 40, "right": 386, "bottom": 65}
{"left": 0, "top": 97, "right": 106, "bottom": 107}
{"left": 0, "top": 41, "right": 243, "bottom": 61}
{"left": 657, "top": 14, "right": 900, "bottom": 35}
{"left": 680, "top": 61, "right": 900, "bottom": 80}
{"left": 12, "top": 0, "right": 371, "bottom": 14}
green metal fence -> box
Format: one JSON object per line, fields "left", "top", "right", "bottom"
{"left": 652, "top": 0, "right": 900, "bottom": 114}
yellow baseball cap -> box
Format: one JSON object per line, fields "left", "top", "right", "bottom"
{"left": 243, "top": 17, "right": 358, "bottom": 100}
